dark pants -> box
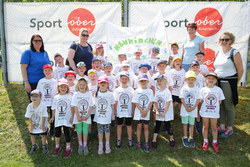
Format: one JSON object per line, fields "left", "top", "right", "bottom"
{"left": 154, "top": 121, "right": 173, "bottom": 135}
{"left": 55, "top": 126, "right": 71, "bottom": 143}
{"left": 25, "top": 83, "right": 38, "bottom": 102}
{"left": 48, "top": 107, "right": 54, "bottom": 135}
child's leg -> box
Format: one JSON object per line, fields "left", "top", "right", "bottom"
{"left": 30, "top": 134, "right": 36, "bottom": 145}
{"left": 178, "top": 103, "right": 182, "bottom": 113}
{"left": 153, "top": 121, "right": 161, "bottom": 141}
{"left": 189, "top": 117, "right": 195, "bottom": 139}
{"left": 202, "top": 118, "right": 209, "bottom": 140}
{"left": 183, "top": 124, "right": 188, "bottom": 137}
{"left": 126, "top": 118, "right": 133, "bottom": 140}
{"left": 143, "top": 123, "right": 149, "bottom": 143}
{"left": 55, "top": 127, "right": 61, "bottom": 147}
{"left": 136, "top": 122, "right": 142, "bottom": 142}
{"left": 182, "top": 116, "right": 188, "bottom": 137}
{"left": 76, "top": 122, "right": 83, "bottom": 146}
{"left": 165, "top": 121, "right": 174, "bottom": 140}
{"left": 196, "top": 103, "right": 201, "bottom": 122}
{"left": 63, "top": 126, "right": 71, "bottom": 150}
{"left": 83, "top": 122, "right": 89, "bottom": 146}
{"left": 97, "top": 124, "right": 104, "bottom": 143}
{"left": 210, "top": 118, "right": 218, "bottom": 141}
{"left": 117, "top": 118, "right": 123, "bottom": 140}
{"left": 48, "top": 107, "right": 54, "bottom": 136}
{"left": 41, "top": 134, "right": 47, "bottom": 145}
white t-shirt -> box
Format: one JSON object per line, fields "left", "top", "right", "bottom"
{"left": 76, "top": 74, "right": 89, "bottom": 83}
{"left": 69, "top": 84, "right": 76, "bottom": 95}
{"left": 105, "top": 74, "right": 117, "bottom": 92}
{"left": 88, "top": 83, "right": 98, "bottom": 114}
{"left": 152, "top": 72, "right": 173, "bottom": 92}
{"left": 116, "top": 71, "right": 136, "bottom": 87}
{"left": 96, "top": 70, "right": 105, "bottom": 78}
{"left": 25, "top": 102, "right": 48, "bottom": 134}
{"left": 71, "top": 91, "right": 94, "bottom": 124}
{"left": 154, "top": 88, "right": 174, "bottom": 121}
{"left": 169, "top": 69, "right": 185, "bottom": 96}
{"left": 134, "top": 73, "right": 154, "bottom": 89}
{"left": 51, "top": 94, "right": 72, "bottom": 128}
{"left": 36, "top": 78, "right": 57, "bottom": 107}
{"left": 130, "top": 59, "right": 145, "bottom": 76}
{"left": 94, "top": 91, "right": 115, "bottom": 124}
{"left": 53, "top": 66, "right": 69, "bottom": 81}
{"left": 179, "top": 85, "right": 201, "bottom": 117}
{"left": 200, "top": 64, "right": 209, "bottom": 75}
{"left": 132, "top": 88, "right": 154, "bottom": 120}
{"left": 214, "top": 48, "right": 239, "bottom": 78}
{"left": 114, "top": 86, "right": 134, "bottom": 118}
{"left": 200, "top": 86, "right": 225, "bottom": 118}
{"left": 147, "top": 58, "right": 159, "bottom": 75}
{"left": 112, "top": 63, "right": 123, "bottom": 75}
{"left": 195, "top": 73, "right": 205, "bottom": 89}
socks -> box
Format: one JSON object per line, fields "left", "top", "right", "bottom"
{"left": 106, "top": 141, "right": 110, "bottom": 145}
{"left": 213, "top": 140, "right": 217, "bottom": 143}
{"left": 99, "top": 142, "right": 103, "bottom": 146}
{"left": 83, "top": 142, "right": 87, "bottom": 147}
{"left": 56, "top": 144, "right": 60, "bottom": 148}
{"left": 66, "top": 145, "right": 71, "bottom": 150}
{"left": 204, "top": 139, "right": 208, "bottom": 143}
{"left": 78, "top": 141, "right": 83, "bottom": 146}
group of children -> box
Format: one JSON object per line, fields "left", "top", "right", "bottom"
{"left": 25, "top": 43, "right": 225, "bottom": 159}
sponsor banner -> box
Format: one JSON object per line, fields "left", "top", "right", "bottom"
{"left": 106, "top": 12, "right": 169, "bottom": 61}
{"left": 129, "top": 2, "right": 249, "bottom": 83}
{"left": 5, "top": 2, "right": 121, "bottom": 81}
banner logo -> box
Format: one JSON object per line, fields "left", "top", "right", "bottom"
{"left": 195, "top": 8, "right": 223, "bottom": 37}
{"left": 67, "top": 8, "right": 96, "bottom": 36}
{"left": 204, "top": 48, "right": 216, "bottom": 71}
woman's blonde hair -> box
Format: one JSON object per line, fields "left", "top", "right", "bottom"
{"left": 219, "top": 32, "right": 235, "bottom": 45}
{"left": 75, "top": 78, "right": 89, "bottom": 92}
{"left": 57, "top": 84, "right": 70, "bottom": 94}
{"left": 79, "top": 28, "right": 89, "bottom": 38}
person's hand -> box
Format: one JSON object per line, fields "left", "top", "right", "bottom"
{"left": 160, "top": 113, "right": 166, "bottom": 118}
{"left": 24, "top": 82, "right": 31, "bottom": 93}
{"left": 200, "top": 72, "right": 206, "bottom": 76}
{"left": 156, "top": 111, "right": 160, "bottom": 117}
{"left": 49, "top": 118, "right": 54, "bottom": 124}
{"left": 77, "top": 117, "right": 82, "bottom": 122}
{"left": 41, "top": 126, "right": 46, "bottom": 132}
{"left": 70, "top": 117, "right": 73, "bottom": 124}
{"left": 169, "top": 56, "right": 173, "bottom": 60}
{"left": 82, "top": 116, "right": 88, "bottom": 121}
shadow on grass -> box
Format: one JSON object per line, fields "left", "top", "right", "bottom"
{"left": 5, "top": 83, "right": 250, "bottom": 167}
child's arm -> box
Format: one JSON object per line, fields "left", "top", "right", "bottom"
{"left": 161, "top": 101, "right": 171, "bottom": 117}
{"left": 219, "top": 100, "right": 222, "bottom": 105}
{"left": 134, "top": 103, "right": 144, "bottom": 114}
{"left": 41, "top": 117, "right": 46, "bottom": 132}
{"left": 111, "top": 104, "right": 115, "bottom": 118}
{"left": 143, "top": 102, "right": 153, "bottom": 117}
{"left": 190, "top": 99, "right": 200, "bottom": 112}
{"left": 181, "top": 98, "right": 191, "bottom": 112}
{"left": 70, "top": 107, "right": 74, "bottom": 124}
{"left": 153, "top": 102, "right": 160, "bottom": 116}
{"left": 132, "top": 103, "right": 135, "bottom": 116}
{"left": 49, "top": 109, "right": 55, "bottom": 123}
{"left": 29, "top": 118, "right": 34, "bottom": 132}
{"left": 114, "top": 101, "right": 118, "bottom": 116}
{"left": 74, "top": 106, "right": 82, "bottom": 122}
{"left": 83, "top": 106, "right": 92, "bottom": 121}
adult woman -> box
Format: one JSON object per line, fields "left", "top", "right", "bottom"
{"left": 182, "top": 23, "right": 204, "bottom": 71}
{"left": 214, "top": 32, "right": 244, "bottom": 138}
{"left": 68, "top": 28, "right": 93, "bottom": 74}
{"left": 20, "top": 34, "right": 51, "bottom": 98}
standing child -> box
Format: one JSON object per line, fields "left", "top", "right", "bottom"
{"left": 152, "top": 75, "right": 175, "bottom": 150}
{"left": 200, "top": 72, "right": 225, "bottom": 152}
{"left": 103, "top": 62, "right": 117, "bottom": 92}
{"left": 92, "top": 58, "right": 105, "bottom": 77}
{"left": 113, "top": 53, "right": 127, "bottom": 75}
{"left": 36, "top": 64, "right": 57, "bottom": 137}
{"left": 76, "top": 62, "right": 88, "bottom": 82}
{"left": 94, "top": 76, "right": 115, "bottom": 154}
{"left": 25, "top": 90, "right": 48, "bottom": 154}
{"left": 169, "top": 57, "right": 185, "bottom": 113}
{"left": 168, "top": 43, "right": 181, "bottom": 68}
{"left": 132, "top": 74, "right": 154, "bottom": 153}
{"left": 65, "top": 71, "right": 76, "bottom": 95}
{"left": 114, "top": 72, "right": 134, "bottom": 148}
{"left": 116, "top": 60, "right": 136, "bottom": 88}
{"left": 134, "top": 64, "right": 154, "bottom": 90}
{"left": 53, "top": 53, "right": 69, "bottom": 81}
{"left": 72, "top": 78, "right": 93, "bottom": 155}
{"left": 179, "top": 71, "right": 201, "bottom": 148}
{"left": 148, "top": 47, "right": 160, "bottom": 76}
{"left": 130, "top": 48, "right": 145, "bottom": 76}
{"left": 195, "top": 51, "right": 209, "bottom": 76}
{"left": 50, "top": 79, "right": 73, "bottom": 158}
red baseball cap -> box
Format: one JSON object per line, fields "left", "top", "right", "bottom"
{"left": 43, "top": 64, "right": 52, "bottom": 70}
{"left": 65, "top": 71, "right": 76, "bottom": 77}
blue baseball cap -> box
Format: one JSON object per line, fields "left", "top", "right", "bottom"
{"left": 139, "top": 63, "right": 151, "bottom": 70}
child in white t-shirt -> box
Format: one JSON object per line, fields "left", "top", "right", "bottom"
{"left": 50, "top": 79, "right": 73, "bottom": 158}
{"left": 200, "top": 72, "right": 225, "bottom": 152}
{"left": 116, "top": 60, "right": 136, "bottom": 88}
{"left": 92, "top": 58, "right": 105, "bottom": 77}
{"left": 71, "top": 78, "right": 93, "bottom": 155}
{"left": 75, "top": 62, "right": 88, "bottom": 82}
{"left": 103, "top": 62, "right": 117, "bottom": 92}
{"left": 148, "top": 47, "right": 160, "bottom": 76}
{"left": 93, "top": 43, "right": 106, "bottom": 63}
{"left": 113, "top": 53, "right": 127, "bottom": 75}
{"left": 25, "top": 90, "right": 48, "bottom": 155}
{"left": 65, "top": 71, "right": 76, "bottom": 95}
{"left": 132, "top": 74, "right": 154, "bottom": 153}
{"left": 53, "top": 53, "right": 69, "bottom": 81}
{"left": 94, "top": 76, "right": 115, "bottom": 155}
{"left": 195, "top": 51, "right": 209, "bottom": 76}
{"left": 179, "top": 71, "right": 201, "bottom": 148}
{"left": 130, "top": 48, "right": 145, "bottom": 76}
{"left": 152, "top": 74, "right": 175, "bottom": 150}
{"left": 168, "top": 43, "right": 181, "bottom": 68}
{"left": 169, "top": 57, "right": 185, "bottom": 113}
{"left": 114, "top": 72, "right": 134, "bottom": 148}
{"left": 36, "top": 64, "right": 57, "bottom": 137}
{"left": 134, "top": 63, "right": 154, "bottom": 89}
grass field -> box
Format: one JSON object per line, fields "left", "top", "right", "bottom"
{"left": 0, "top": 69, "right": 249, "bottom": 167}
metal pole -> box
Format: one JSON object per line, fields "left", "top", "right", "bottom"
{"left": 124, "top": 0, "right": 128, "bottom": 27}
{"left": 0, "top": 0, "right": 8, "bottom": 85}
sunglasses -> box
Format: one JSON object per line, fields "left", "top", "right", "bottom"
{"left": 81, "top": 34, "right": 89, "bottom": 37}
{"left": 33, "top": 39, "right": 42, "bottom": 42}
{"left": 220, "top": 38, "right": 230, "bottom": 42}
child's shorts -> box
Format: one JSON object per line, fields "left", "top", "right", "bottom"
{"left": 117, "top": 117, "right": 132, "bottom": 126}
{"left": 136, "top": 120, "right": 149, "bottom": 125}
{"left": 76, "top": 122, "right": 89, "bottom": 134}
{"left": 30, "top": 131, "right": 47, "bottom": 136}
{"left": 182, "top": 116, "right": 195, "bottom": 125}
{"left": 172, "top": 95, "right": 181, "bottom": 103}
{"left": 97, "top": 124, "right": 110, "bottom": 133}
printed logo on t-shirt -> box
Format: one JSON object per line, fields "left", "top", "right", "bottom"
{"left": 78, "top": 99, "right": 89, "bottom": 117}
{"left": 205, "top": 94, "right": 217, "bottom": 111}
{"left": 156, "top": 97, "right": 165, "bottom": 113}
{"left": 98, "top": 98, "right": 108, "bottom": 117}
{"left": 184, "top": 92, "right": 195, "bottom": 108}
{"left": 132, "top": 63, "right": 140, "bottom": 75}
{"left": 173, "top": 75, "right": 181, "bottom": 90}
{"left": 150, "top": 62, "right": 158, "bottom": 74}
{"left": 43, "top": 84, "right": 52, "bottom": 98}
{"left": 139, "top": 94, "right": 149, "bottom": 110}
{"left": 109, "top": 80, "right": 114, "bottom": 90}
{"left": 57, "top": 100, "right": 68, "bottom": 118}
{"left": 119, "top": 93, "right": 129, "bottom": 112}
{"left": 59, "top": 71, "right": 66, "bottom": 79}
{"left": 31, "top": 112, "right": 40, "bottom": 129}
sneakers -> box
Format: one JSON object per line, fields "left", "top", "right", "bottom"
{"left": 151, "top": 141, "right": 157, "bottom": 150}
{"left": 217, "top": 126, "right": 226, "bottom": 134}
{"left": 195, "top": 122, "right": 201, "bottom": 133}
{"left": 127, "top": 139, "right": 133, "bottom": 148}
{"left": 211, "top": 142, "right": 219, "bottom": 152}
{"left": 63, "top": 148, "right": 72, "bottom": 159}
{"left": 83, "top": 146, "right": 89, "bottom": 155}
{"left": 29, "top": 144, "right": 38, "bottom": 155}
{"left": 182, "top": 137, "right": 189, "bottom": 147}
{"left": 42, "top": 145, "right": 49, "bottom": 154}
{"left": 136, "top": 141, "right": 142, "bottom": 150}
{"left": 144, "top": 143, "right": 150, "bottom": 153}
{"left": 116, "top": 139, "right": 122, "bottom": 149}
{"left": 105, "top": 143, "right": 111, "bottom": 154}
{"left": 202, "top": 141, "right": 209, "bottom": 150}
{"left": 78, "top": 145, "right": 83, "bottom": 155}
{"left": 98, "top": 143, "right": 103, "bottom": 155}
{"left": 189, "top": 138, "right": 195, "bottom": 148}
{"left": 52, "top": 147, "right": 61, "bottom": 156}
{"left": 170, "top": 139, "right": 175, "bottom": 148}
{"left": 221, "top": 129, "right": 233, "bottom": 138}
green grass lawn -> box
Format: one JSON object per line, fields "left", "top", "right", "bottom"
{"left": 0, "top": 69, "right": 249, "bottom": 167}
